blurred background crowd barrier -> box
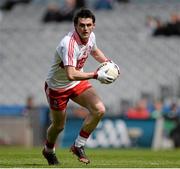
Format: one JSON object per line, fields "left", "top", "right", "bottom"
{"left": 0, "top": 0, "right": 180, "bottom": 148}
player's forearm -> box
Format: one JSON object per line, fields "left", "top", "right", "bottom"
{"left": 65, "top": 67, "right": 96, "bottom": 81}
{"left": 67, "top": 71, "right": 96, "bottom": 81}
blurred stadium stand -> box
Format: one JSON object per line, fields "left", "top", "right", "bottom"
{"left": 0, "top": 0, "right": 180, "bottom": 116}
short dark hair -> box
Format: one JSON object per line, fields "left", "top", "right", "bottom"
{"left": 73, "top": 8, "right": 96, "bottom": 25}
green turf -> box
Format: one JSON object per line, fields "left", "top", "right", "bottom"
{"left": 0, "top": 146, "right": 180, "bottom": 168}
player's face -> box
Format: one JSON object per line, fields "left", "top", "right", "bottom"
{"left": 75, "top": 18, "right": 95, "bottom": 42}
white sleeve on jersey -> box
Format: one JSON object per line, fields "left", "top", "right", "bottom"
{"left": 56, "top": 35, "right": 78, "bottom": 67}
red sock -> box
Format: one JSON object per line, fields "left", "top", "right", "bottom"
{"left": 79, "top": 130, "right": 90, "bottom": 139}
{"left": 45, "top": 140, "right": 55, "bottom": 149}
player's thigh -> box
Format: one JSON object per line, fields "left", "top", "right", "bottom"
{"left": 50, "top": 109, "right": 67, "bottom": 128}
{"left": 71, "top": 87, "right": 105, "bottom": 114}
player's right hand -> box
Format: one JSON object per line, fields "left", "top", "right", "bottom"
{"left": 95, "top": 69, "right": 114, "bottom": 84}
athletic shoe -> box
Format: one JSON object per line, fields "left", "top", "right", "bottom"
{"left": 70, "top": 144, "right": 90, "bottom": 164}
{"left": 42, "top": 148, "right": 60, "bottom": 165}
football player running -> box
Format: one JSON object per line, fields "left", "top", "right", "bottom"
{"left": 42, "top": 8, "right": 119, "bottom": 165}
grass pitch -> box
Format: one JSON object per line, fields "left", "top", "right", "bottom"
{"left": 0, "top": 146, "right": 180, "bottom": 168}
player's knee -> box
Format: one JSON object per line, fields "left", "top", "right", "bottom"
{"left": 93, "top": 102, "right": 106, "bottom": 118}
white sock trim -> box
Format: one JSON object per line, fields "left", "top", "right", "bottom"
{"left": 75, "top": 135, "right": 87, "bottom": 147}
{"left": 45, "top": 145, "right": 55, "bottom": 153}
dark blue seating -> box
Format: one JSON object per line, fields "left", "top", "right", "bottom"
{"left": 0, "top": 105, "right": 25, "bottom": 116}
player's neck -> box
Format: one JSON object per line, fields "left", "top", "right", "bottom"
{"left": 81, "top": 38, "right": 88, "bottom": 45}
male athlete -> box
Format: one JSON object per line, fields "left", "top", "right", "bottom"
{"left": 42, "top": 8, "right": 118, "bottom": 165}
